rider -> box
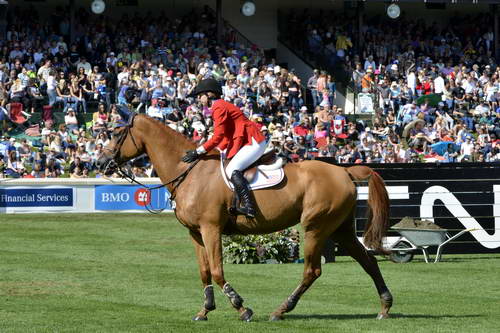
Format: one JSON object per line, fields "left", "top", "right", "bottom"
{"left": 182, "top": 78, "right": 267, "bottom": 218}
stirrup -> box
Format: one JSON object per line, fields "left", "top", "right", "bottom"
{"left": 229, "top": 205, "right": 255, "bottom": 218}
{"left": 239, "top": 206, "right": 255, "bottom": 218}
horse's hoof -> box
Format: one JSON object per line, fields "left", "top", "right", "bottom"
{"left": 192, "top": 315, "right": 208, "bottom": 321}
{"left": 240, "top": 308, "right": 253, "bottom": 322}
{"left": 269, "top": 314, "right": 284, "bottom": 321}
{"left": 376, "top": 313, "right": 389, "bottom": 320}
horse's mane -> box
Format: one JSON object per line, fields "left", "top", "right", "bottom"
{"left": 137, "top": 114, "right": 219, "bottom": 157}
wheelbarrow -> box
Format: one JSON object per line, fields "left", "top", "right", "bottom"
{"left": 388, "top": 227, "right": 478, "bottom": 263}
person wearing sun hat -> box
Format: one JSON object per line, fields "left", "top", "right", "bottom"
{"left": 181, "top": 78, "right": 266, "bottom": 218}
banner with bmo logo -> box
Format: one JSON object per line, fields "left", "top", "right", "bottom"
{"left": 94, "top": 185, "right": 170, "bottom": 211}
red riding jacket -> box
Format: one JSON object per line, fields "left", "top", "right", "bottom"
{"left": 202, "top": 99, "right": 265, "bottom": 159}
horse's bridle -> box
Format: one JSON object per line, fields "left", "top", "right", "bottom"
{"left": 102, "top": 113, "right": 199, "bottom": 211}
{"left": 101, "top": 115, "right": 138, "bottom": 177}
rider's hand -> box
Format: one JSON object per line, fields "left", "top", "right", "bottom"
{"left": 182, "top": 150, "right": 199, "bottom": 163}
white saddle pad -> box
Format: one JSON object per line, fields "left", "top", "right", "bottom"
{"left": 220, "top": 153, "right": 285, "bottom": 191}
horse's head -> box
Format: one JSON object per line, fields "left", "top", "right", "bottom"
{"left": 96, "top": 107, "right": 144, "bottom": 176}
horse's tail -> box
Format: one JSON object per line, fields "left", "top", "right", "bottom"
{"left": 346, "top": 166, "right": 390, "bottom": 254}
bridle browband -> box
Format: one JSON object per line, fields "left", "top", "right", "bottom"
{"left": 103, "top": 113, "right": 199, "bottom": 213}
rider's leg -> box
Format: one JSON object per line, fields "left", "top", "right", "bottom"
{"left": 226, "top": 138, "right": 267, "bottom": 217}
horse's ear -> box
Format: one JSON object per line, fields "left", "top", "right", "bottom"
{"left": 116, "top": 104, "right": 132, "bottom": 122}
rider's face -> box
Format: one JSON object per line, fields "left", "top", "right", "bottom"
{"left": 198, "top": 93, "right": 209, "bottom": 105}
{"left": 198, "top": 92, "right": 216, "bottom": 105}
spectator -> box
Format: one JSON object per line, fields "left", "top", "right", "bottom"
{"left": 5, "top": 149, "right": 24, "bottom": 178}
{"left": 69, "top": 79, "right": 87, "bottom": 113}
{"left": 64, "top": 109, "right": 79, "bottom": 134}
{"left": 56, "top": 78, "right": 71, "bottom": 111}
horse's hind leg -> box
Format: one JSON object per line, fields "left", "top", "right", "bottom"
{"left": 270, "top": 229, "right": 326, "bottom": 321}
{"left": 333, "top": 222, "right": 393, "bottom": 319}
{"left": 190, "top": 231, "right": 216, "bottom": 321}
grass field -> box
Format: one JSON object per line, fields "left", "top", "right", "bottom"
{"left": 1, "top": 213, "right": 499, "bottom": 333}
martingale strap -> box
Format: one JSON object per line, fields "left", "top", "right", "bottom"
{"left": 117, "top": 159, "right": 200, "bottom": 213}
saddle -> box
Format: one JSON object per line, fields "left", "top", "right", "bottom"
{"left": 223, "top": 150, "right": 278, "bottom": 183}
{"left": 220, "top": 149, "right": 285, "bottom": 190}
{"left": 221, "top": 150, "right": 285, "bottom": 217}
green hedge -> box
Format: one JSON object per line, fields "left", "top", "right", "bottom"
{"left": 222, "top": 228, "right": 300, "bottom": 264}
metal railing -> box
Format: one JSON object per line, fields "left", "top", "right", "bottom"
{"left": 277, "top": 10, "right": 350, "bottom": 95}
{"left": 206, "top": 6, "right": 255, "bottom": 51}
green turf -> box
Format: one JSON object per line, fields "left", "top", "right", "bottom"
{"left": 1, "top": 214, "right": 499, "bottom": 333}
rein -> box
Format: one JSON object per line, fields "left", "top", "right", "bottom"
{"left": 107, "top": 114, "right": 199, "bottom": 214}
{"left": 116, "top": 160, "right": 199, "bottom": 213}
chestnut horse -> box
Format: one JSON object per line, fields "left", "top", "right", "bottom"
{"left": 97, "top": 111, "right": 393, "bottom": 322}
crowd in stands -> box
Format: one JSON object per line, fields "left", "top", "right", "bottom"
{"left": 1, "top": 6, "right": 500, "bottom": 179}
{"left": 0, "top": 5, "right": 309, "bottom": 178}
{"left": 287, "top": 9, "right": 500, "bottom": 163}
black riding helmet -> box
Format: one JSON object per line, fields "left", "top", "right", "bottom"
{"left": 189, "top": 78, "right": 223, "bottom": 98}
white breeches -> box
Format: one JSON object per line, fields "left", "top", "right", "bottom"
{"left": 225, "top": 137, "right": 267, "bottom": 176}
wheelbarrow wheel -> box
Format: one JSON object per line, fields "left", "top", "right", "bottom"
{"left": 389, "top": 241, "right": 414, "bottom": 263}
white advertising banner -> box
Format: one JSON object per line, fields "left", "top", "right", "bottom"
{"left": 358, "top": 93, "right": 374, "bottom": 113}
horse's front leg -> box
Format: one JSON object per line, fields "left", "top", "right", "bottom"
{"left": 201, "top": 225, "right": 253, "bottom": 321}
{"left": 190, "top": 231, "right": 216, "bottom": 321}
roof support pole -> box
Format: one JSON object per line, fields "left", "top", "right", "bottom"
{"left": 493, "top": 4, "right": 499, "bottom": 61}
{"left": 216, "top": 0, "right": 223, "bottom": 45}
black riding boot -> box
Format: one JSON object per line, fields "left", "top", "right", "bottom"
{"left": 230, "top": 170, "right": 256, "bottom": 218}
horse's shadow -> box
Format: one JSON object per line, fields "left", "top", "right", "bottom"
{"left": 285, "top": 313, "right": 482, "bottom": 320}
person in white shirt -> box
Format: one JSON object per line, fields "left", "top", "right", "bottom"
{"left": 474, "top": 102, "right": 490, "bottom": 116}
{"left": 106, "top": 52, "right": 118, "bottom": 67}
{"left": 359, "top": 127, "right": 376, "bottom": 143}
{"left": 77, "top": 57, "right": 92, "bottom": 76}
{"left": 37, "top": 59, "right": 52, "bottom": 83}
{"left": 434, "top": 74, "right": 445, "bottom": 94}
{"left": 460, "top": 136, "right": 474, "bottom": 161}
{"left": 462, "top": 76, "right": 476, "bottom": 95}
{"left": 146, "top": 104, "right": 164, "bottom": 121}
{"left": 117, "top": 66, "right": 130, "bottom": 86}
{"left": 46, "top": 70, "right": 58, "bottom": 106}
{"left": 198, "top": 63, "right": 212, "bottom": 79}
{"left": 157, "top": 64, "right": 168, "bottom": 78}
{"left": 271, "top": 123, "right": 286, "bottom": 143}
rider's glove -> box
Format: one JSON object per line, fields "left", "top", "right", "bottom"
{"left": 182, "top": 145, "right": 207, "bottom": 163}
{"left": 182, "top": 150, "right": 200, "bottom": 163}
